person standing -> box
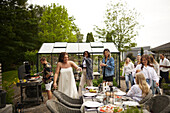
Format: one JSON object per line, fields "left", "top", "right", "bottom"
{"left": 149, "top": 55, "right": 161, "bottom": 94}
{"left": 53, "top": 52, "right": 82, "bottom": 98}
{"left": 134, "top": 54, "right": 141, "bottom": 68}
{"left": 159, "top": 54, "right": 170, "bottom": 87}
{"left": 100, "top": 49, "right": 114, "bottom": 82}
{"left": 122, "top": 57, "right": 134, "bottom": 92}
{"left": 133, "top": 54, "right": 159, "bottom": 87}
{"left": 79, "top": 51, "right": 93, "bottom": 96}
{"left": 40, "top": 57, "right": 53, "bottom": 100}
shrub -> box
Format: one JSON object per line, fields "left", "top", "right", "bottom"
{"left": 2, "top": 70, "right": 18, "bottom": 104}
{"left": 93, "top": 77, "right": 103, "bottom": 87}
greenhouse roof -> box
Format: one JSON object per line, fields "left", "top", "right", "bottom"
{"left": 38, "top": 42, "right": 119, "bottom": 54}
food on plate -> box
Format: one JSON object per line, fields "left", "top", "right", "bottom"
{"left": 98, "top": 104, "right": 123, "bottom": 113}
{"left": 29, "top": 76, "right": 40, "bottom": 80}
{"left": 89, "top": 89, "right": 97, "bottom": 93}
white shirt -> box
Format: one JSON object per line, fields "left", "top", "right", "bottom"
{"left": 159, "top": 58, "right": 170, "bottom": 72}
{"left": 133, "top": 64, "right": 159, "bottom": 86}
{"left": 127, "top": 84, "right": 143, "bottom": 102}
{"left": 127, "top": 84, "right": 150, "bottom": 102}
{"left": 83, "top": 59, "right": 86, "bottom": 68}
{"left": 122, "top": 62, "right": 134, "bottom": 76}
{"left": 151, "top": 63, "right": 160, "bottom": 77}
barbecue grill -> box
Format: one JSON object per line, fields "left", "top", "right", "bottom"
{"left": 17, "top": 61, "right": 43, "bottom": 104}
{"left": 18, "top": 61, "right": 31, "bottom": 80}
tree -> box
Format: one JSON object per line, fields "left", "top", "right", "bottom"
{"left": 0, "top": 0, "right": 44, "bottom": 71}
{"left": 141, "top": 47, "right": 144, "bottom": 56}
{"left": 76, "top": 31, "right": 84, "bottom": 43}
{"left": 126, "top": 53, "right": 136, "bottom": 62}
{"left": 106, "top": 32, "right": 113, "bottom": 42}
{"left": 38, "top": 3, "right": 79, "bottom": 43}
{"left": 25, "top": 50, "right": 38, "bottom": 73}
{"left": 86, "top": 32, "right": 94, "bottom": 42}
{"left": 94, "top": 1, "right": 142, "bottom": 52}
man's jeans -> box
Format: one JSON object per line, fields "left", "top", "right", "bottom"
{"left": 125, "top": 74, "right": 133, "bottom": 90}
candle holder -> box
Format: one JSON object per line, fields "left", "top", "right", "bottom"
{"left": 114, "top": 95, "right": 123, "bottom": 106}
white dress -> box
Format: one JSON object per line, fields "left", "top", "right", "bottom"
{"left": 58, "top": 67, "right": 79, "bottom": 98}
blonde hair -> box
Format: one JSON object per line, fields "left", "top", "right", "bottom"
{"left": 124, "top": 57, "right": 131, "bottom": 65}
{"left": 149, "top": 55, "right": 158, "bottom": 65}
{"left": 135, "top": 73, "right": 149, "bottom": 97}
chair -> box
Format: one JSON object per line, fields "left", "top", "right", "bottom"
{"left": 53, "top": 90, "right": 83, "bottom": 109}
{"left": 144, "top": 95, "right": 170, "bottom": 113}
{"left": 46, "top": 100, "right": 81, "bottom": 113}
{"left": 138, "top": 90, "right": 153, "bottom": 104}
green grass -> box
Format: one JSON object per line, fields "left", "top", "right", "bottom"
{"left": 2, "top": 70, "right": 18, "bottom": 83}
{"left": 1, "top": 70, "right": 18, "bottom": 104}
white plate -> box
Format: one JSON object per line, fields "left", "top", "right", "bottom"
{"left": 96, "top": 96, "right": 104, "bottom": 99}
{"left": 84, "top": 101, "right": 103, "bottom": 108}
{"left": 123, "top": 101, "right": 139, "bottom": 107}
{"left": 83, "top": 93, "right": 97, "bottom": 97}
{"left": 114, "top": 91, "right": 126, "bottom": 96}
{"left": 86, "top": 86, "right": 98, "bottom": 90}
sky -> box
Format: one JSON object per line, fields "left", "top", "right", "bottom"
{"left": 27, "top": 0, "right": 170, "bottom": 48}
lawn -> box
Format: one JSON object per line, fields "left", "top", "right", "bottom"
{"left": 2, "top": 70, "right": 18, "bottom": 104}
{"left": 2, "top": 70, "right": 18, "bottom": 83}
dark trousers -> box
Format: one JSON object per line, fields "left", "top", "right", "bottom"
{"left": 159, "top": 70, "right": 169, "bottom": 87}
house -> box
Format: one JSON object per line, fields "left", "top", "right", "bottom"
{"left": 150, "top": 42, "right": 170, "bottom": 61}
{"left": 123, "top": 46, "right": 151, "bottom": 60}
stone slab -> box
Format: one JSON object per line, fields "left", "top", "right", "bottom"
{"left": 0, "top": 104, "right": 13, "bottom": 113}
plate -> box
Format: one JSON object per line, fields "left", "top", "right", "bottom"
{"left": 98, "top": 104, "right": 124, "bottom": 113}
{"left": 122, "top": 101, "right": 140, "bottom": 107}
{"left": 96, "top": 96, "right": 105, "bottom": 102}
{"left": 84, "top": 101, "right": 103, "bottom": 108}
{"left": 86, "top": 86, "right": 98, "bottom": 90}
{"left": 83, "top": 93, "right": 97, "bottom": 97}
{"left": 114, "top": 91, "right": 126, "bottom": 96}
{"left": 28, "top": 77, "right": 40, "bottom": 81}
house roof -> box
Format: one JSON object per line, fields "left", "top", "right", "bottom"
{"left": 38, "top": 42, "right": 119, "bottom": 54}
{"left": 150, "top": 42, "right": 170, "bottom": 52}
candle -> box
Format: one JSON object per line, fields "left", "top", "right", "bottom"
{"left": 110, "top": 98, "right": 114, "bottom": 104}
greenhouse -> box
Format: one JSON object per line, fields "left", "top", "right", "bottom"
{"left": 37, "top": 42, "right": 121, "bottom": 87}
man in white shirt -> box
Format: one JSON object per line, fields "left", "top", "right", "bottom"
{"left": 159, "top": 54, "right": 170, "bottom": 87}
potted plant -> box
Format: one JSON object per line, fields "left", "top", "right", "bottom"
{"left": 161, "top": 79, "right": 170, "bottom": 95}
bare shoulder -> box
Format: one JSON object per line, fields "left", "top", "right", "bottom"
{"left": 68, "top": 61, "right": 74, "bottom": 65}
{"left": 57, "top": 62, "right": 62, "bottom": 67}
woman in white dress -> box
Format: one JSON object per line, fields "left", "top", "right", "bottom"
{"left": 53, "top": 52, "right": 82, "bottom": 98}
{"left": 127, "top": 72, "right": 150, "bottom": 102}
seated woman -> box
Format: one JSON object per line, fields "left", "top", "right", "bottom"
{"left": 127, "top": 72, "right": 150, "bottom": 102}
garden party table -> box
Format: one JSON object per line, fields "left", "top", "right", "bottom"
{"left": 81, "top": 86, "right": 150, "bottom": 113}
